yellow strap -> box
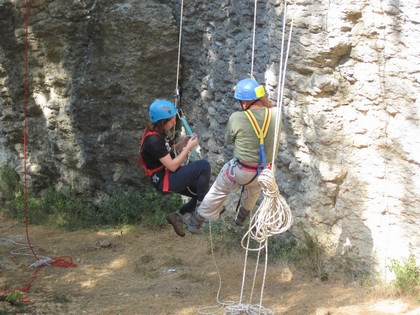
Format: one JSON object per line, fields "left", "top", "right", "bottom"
{"left": 243, "top": 108, "right": 271, "bottom": 145}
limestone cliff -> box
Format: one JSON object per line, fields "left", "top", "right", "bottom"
{"left": 1, "top": 0, "right": 419, "bottom": 279}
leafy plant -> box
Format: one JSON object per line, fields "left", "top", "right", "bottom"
{"left": 0, "top": 290, "right": 28, "bottom": 306}
{"left": 0, "top": 165, "right": 21, "bottom": 203}
{"left": 388, "top": 247, "right": 420, "bottom": 296}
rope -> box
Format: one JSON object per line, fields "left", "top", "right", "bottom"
{"left": 197, "top": 223, "right": 236, "bottom": 315}
{"left": 250, "top": 0, "right": 258, "bottom": 78}
{"left": 175, "top": 0, "right": 184, "bottom": 99}
{"left": 198, "top": 223, "right": 275, "bottom": 315}
{"left": 242, "top": 169, "right": 293, "bottom": 249}
{"left": 272, "top": 3, "right": 294, "bottom": 162}
{"left": 193, "top": 2, "right": 294, "bottom": 314}
{"left": 1, "top": 0, "right": 78, "bottom": 297}
{"left": 229, "top": 2, "right": 294, "bottom": 314}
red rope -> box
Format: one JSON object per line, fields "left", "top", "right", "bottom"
{"left": 12, "top": 0, "right": 78, "bottom": 297}
{"left": 23, "top": 0, "right": 39, "bottom": 262}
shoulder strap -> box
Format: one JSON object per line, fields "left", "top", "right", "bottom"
{"left": 243, "top": 108, "right": 271, "bottom": 171}
{"left": 243, "top": 108, "right": 271, "bottom": 144}
{"left": 133, "top": 128, "right": 164, "bottom": 177}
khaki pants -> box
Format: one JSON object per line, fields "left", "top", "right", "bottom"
{"left": 197, "top": 159, "right": 261, "bottom": 221}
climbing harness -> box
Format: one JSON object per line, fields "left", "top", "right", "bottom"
{"left": 134, "top": 129, "right": 171, "bottom": 192}
{"left": 229, "top": 108, "right": 272, "bottom": 218}
{"left": 243, "top": 107, "right": 272, "bottom": 173}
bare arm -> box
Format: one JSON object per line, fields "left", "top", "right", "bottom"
{"left": 159, "top": 134, "right": 198, "bottom": 172}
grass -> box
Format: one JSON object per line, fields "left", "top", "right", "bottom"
{"left": 0, "top": 165, "right": 182, "bottom": 231}
{"left": 2, "top": 164, "right": 419, "bottom": 298}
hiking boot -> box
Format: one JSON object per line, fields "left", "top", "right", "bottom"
{"left": 187, "top": 210, "right": 205, "bottom": 234}
{"left": 235, "top": 207, "right": 250, "bottom": 226}
{"left": 166, "top": 211, "right": 185, "bottom": 237}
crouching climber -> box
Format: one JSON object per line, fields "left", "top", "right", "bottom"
{"left": 186, "top": 78, "right": 279, "bottom": 233}
{"left": 136, "top": 99, "right": 211, "bottom": 237}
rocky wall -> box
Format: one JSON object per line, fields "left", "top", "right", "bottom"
{"left": 0, "top": 0, "right": 419, "bottom": 278}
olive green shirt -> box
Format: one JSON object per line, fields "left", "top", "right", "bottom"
{"left": 225, "top": 107, "right": 281, "bottom": 164}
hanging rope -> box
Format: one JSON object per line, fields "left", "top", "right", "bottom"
{"left": 250, "top": 0, "right": 258, "bottom": 78}
{"left": 173, "top": 0, "right": 201, "bottom": 160}
{"left": 0, "top": 0, "right": 78, "bottom": 298}
{"left": 233, "top": 2, "right": 294, "bottom": 314}
{"left": 241, "top": 0, "right": 294, "bottom": 250}
{"left": 189, "top": 1, "right": 293, "bottom": 314}
{"left": 174, "top": 0, "right": 184, "bottom": 102}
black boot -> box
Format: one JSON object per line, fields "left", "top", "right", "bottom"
{"left": 235, "top": 207, "right": 250, "bottom": 226}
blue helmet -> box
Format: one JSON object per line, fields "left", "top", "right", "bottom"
{"left": 233, "top": 78, "right": 265, "bottom": 101}
{"left": 149, "top": 100, "right": 178, "bottom": 123}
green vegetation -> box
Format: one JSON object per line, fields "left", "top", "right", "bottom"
{"left": 0, "top": 165, "right": 182, "bottom": 230}
{"left": 387, "top": 246, "right": 420, "bottom": 298}
{"left": 2, "top": 164, "right": 418, "bottom": 296}
{"left": 0, "top": 166, "right": 20, "bottom": 201}
{"left": 0, "top": 290, "right": 27, "bottom": 306}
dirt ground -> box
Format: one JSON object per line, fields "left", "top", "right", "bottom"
{"left": 0, "top": 214, "right": 419, "bottom": 315}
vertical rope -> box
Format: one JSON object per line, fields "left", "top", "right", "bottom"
{"left": 19, "top": 1, "right": 77, "bottom": 294}
{"left": 175, "top": 0, "right": 184, "bottom": 99}
{"left": 23, "top": 0, "right": 38, "bottom": 261}
{"left": 250, "top": 0, "right": 258, "bottom": 78}
{"left": 272, "top": 2, "right": 294, "bottom": 163}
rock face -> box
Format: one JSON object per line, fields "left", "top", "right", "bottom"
{"left": 0, "top": 0, "right": 419, "bottom": 278}
{"left": 1, "top": 0, "right": 179, "bottom": 202}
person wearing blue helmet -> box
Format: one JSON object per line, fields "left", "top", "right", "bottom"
{"left": 186, "top": 78, "right": 279, "bottom": 233}
{"left": 137, "top": 99, "right": 211, "bottom": 237}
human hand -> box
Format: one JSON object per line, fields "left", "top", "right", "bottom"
{"left": 186, "top": 133, "right": 198, "bottom": 151}
{"left": 174, "top": 136, "right": 191, "bottom": 152}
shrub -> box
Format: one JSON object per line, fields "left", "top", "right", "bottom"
{"left": 99, "top": 189, "right": 182, "bottom": 228}
{"left": 388, "top": 247, "right": 420, "bottom": 297}
{"left": 0, "top": 165, "right": 20, "bottom": 202}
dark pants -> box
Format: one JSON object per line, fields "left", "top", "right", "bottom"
{"left": 154, "top": 159, "right": 211, "bottom": 214}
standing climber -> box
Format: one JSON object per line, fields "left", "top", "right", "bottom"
{"left": 187, "top": 78, "right": 279, "bottom": 233}
{"left": 137, "top": 99, "right": 211, "bottom": 237}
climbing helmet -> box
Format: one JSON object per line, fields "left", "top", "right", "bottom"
{"left": 149, "top": 100, "right": 178, "bottom": 123}
{"left": 233, "top": 78, "right": 265, "bottom": 101}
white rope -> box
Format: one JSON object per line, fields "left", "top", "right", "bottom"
{"left": 175, "top": 0, "right": 184, "bottom": 97}
{"left": 197, "top": 222, "right": 236, "bottom": 315}
{"left": 272, "top": 3, "right": 294, "bottom": 162}
{"left": 250, "top": 0, "right": 258, "bottom": 78}
{"left": 242, "top": 169, "right": 293, "bottom": 250}
{"left": 198, "top": 2, "right": 294, "bottom": 314}
{"left": 231, "top": 2, "right": 294, "bottom": 314}
{"left": 199, "top": 224, "right": 274, "bottom": 315}
{"left": 0, "top": 237, "right": 53, "bottom": 269}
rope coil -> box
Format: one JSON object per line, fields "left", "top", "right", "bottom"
{"left": 242, "top": 169, "right": 293, "bottom": 249}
